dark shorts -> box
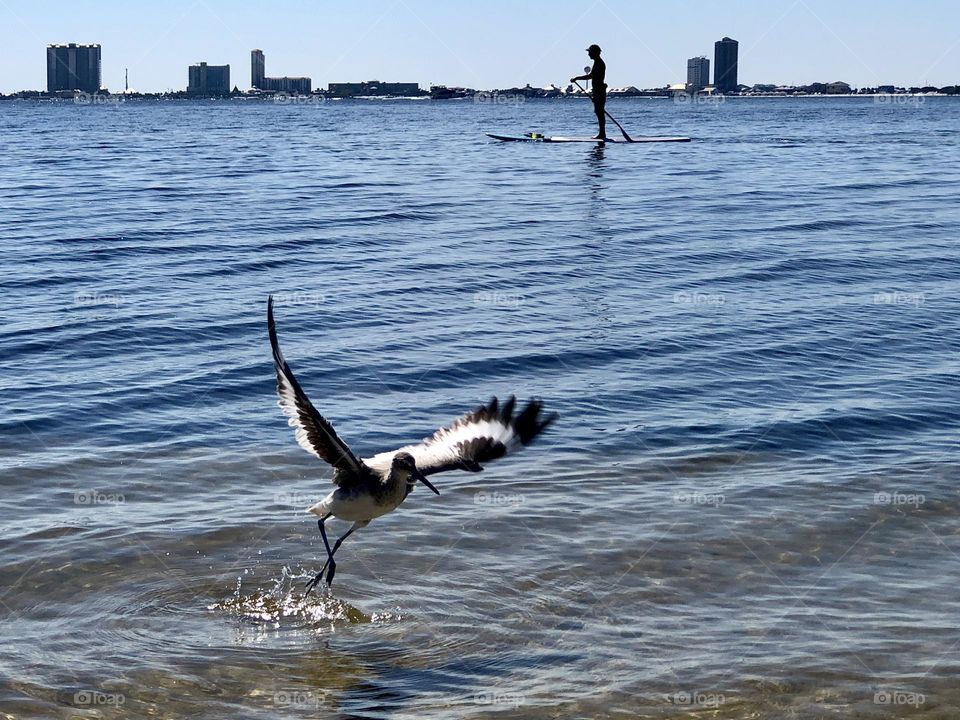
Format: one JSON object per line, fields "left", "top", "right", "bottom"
{"left": 593, "top": 84, "right": 607, "bottom": 110}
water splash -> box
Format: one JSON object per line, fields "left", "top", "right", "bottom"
{"left": 211, "top": 566, "right": 372, "bottom": 627}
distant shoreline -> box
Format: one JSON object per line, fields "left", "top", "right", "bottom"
{"left": 1, "top": 92, "right": 956, "bottom": 102}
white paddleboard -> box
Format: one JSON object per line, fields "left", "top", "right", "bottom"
{"left": 487, "top": 133, "right": 691, "bottom": 143}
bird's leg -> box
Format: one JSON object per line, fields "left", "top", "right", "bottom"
{"left": 304, "top": 516, "right": 334, "bottom": 597}
{"left": 323, "top": 523, "right": 361, "bottom": 586}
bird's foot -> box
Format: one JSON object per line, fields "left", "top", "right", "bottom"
{"left": 305, "top": 556, "right": 334, "bottom": 596}
{"left": 304, "top": 571, "right": 325, "bottom": 597}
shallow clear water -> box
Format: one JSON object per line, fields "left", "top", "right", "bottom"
{"left": 1, "top": 97, "right": 959, "bottom": 718}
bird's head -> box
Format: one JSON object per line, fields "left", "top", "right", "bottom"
{"left": 391, "top": 452, "right": 440, "bottom": 495}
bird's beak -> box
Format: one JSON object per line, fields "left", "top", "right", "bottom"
{"left": 414, "top": 469, "right": 441, "bottom": 495}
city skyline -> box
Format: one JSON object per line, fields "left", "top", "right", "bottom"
{"left": 3, "top": 0, "right": 960, "bottom": 93}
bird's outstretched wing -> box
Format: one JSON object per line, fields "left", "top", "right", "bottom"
{"left": 364, "top": 396, "right": 557, "bottom": 477}
{"left": 268, "top": 296, "right": 364, "bottom": 483}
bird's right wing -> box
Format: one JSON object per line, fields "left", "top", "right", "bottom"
{"left": 268, "top": 296, "right": 364, "bottom": 482}
{"left": 365, "top": 396, "right": 557, "bottom": 477}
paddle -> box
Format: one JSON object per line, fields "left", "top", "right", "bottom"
{"left": 573, "top": 79, "right": 634, "bottom": 143}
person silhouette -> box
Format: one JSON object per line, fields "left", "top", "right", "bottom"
{"left": 571, "top": 44, "right": 607, "bottom": 140}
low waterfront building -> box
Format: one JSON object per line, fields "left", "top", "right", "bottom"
{"left": 825, "top": 81, "right": 852, "bottom": 94}
{"left": 328, "top": 80, "right": 420, "bottom": 97}
{"left": 261, "top": 76, "right": 311, "bottom": 93}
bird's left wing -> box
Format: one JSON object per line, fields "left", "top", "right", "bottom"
{"left": 364, "top": 396, "right": 557, "bottom": 477}
{"left": 268, "top": 296, "right": 364, "bottom": 480}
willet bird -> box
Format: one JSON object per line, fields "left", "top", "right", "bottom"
{"left": 267, "top": 297, "right": 558, "bottom": 595}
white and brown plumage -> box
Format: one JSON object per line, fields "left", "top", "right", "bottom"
{"left": 267, "top": 296, "right": 557, "bottom": 594}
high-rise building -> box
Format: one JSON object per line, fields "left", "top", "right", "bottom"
{"left": 686, "top": 56, "right": 710, "bottom": 93}
{"left": 250, "top": 48, "right": 311, "bottom": 93}
{"left": 187, "top": 62, "right": 230, "bottom": 95}
{"left": 251, "top": 49, "right": 265, "bottom": 89}
{"left": 714, "top": 37, "right": 739, "bottom": 94}
{"left": 46, "top": 44, "right": 102, "bottom": 93}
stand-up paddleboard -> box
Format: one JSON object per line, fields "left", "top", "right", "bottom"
{"left": 487, "top": 132, "right": 691, "bottom": 143}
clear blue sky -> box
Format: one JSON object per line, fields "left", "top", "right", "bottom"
{"left": 2, "top": 0, "right": 958, "bottom": 92}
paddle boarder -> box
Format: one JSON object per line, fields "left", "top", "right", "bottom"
{"left": 571, "top": 44, "right": 607, "bottom": 140}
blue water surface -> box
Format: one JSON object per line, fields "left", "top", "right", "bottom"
{"left": 0, "top": 96, "right": 958, "bottom": 719}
